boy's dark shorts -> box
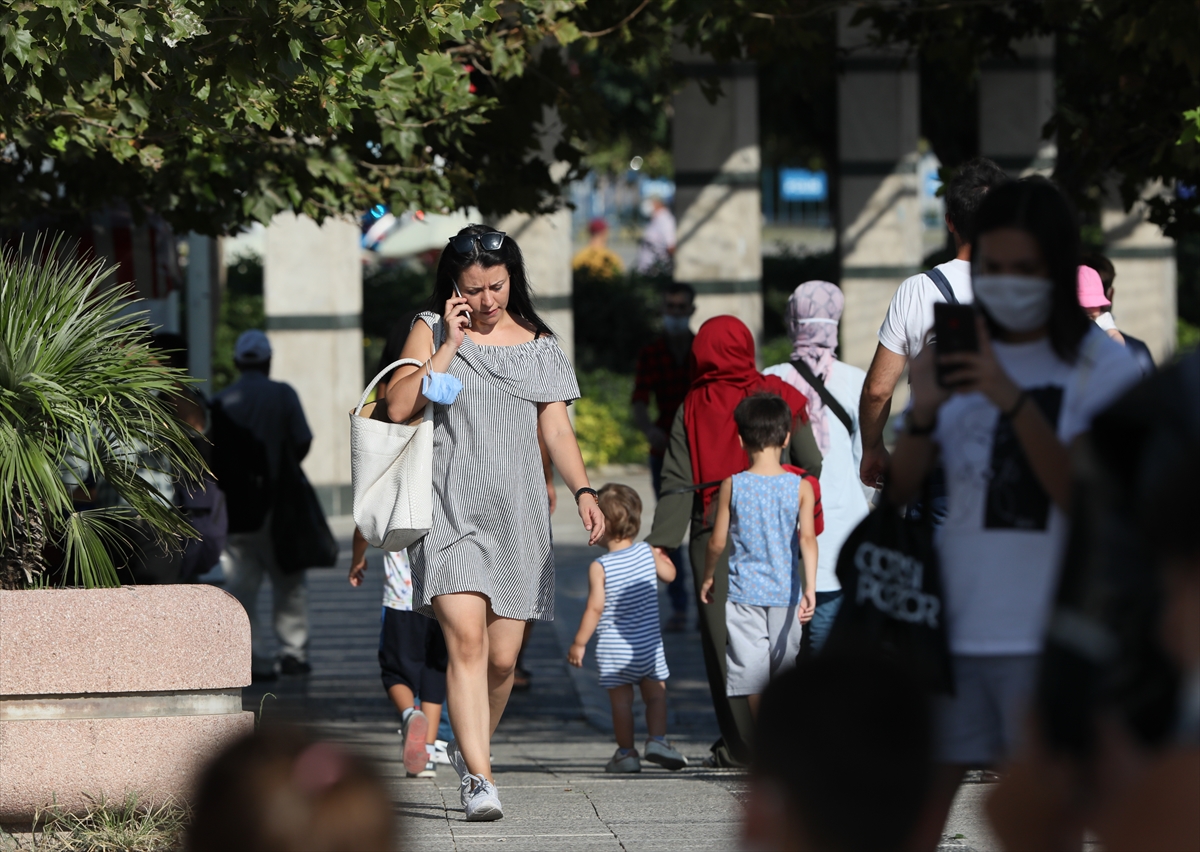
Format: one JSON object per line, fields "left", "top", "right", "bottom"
{"left": 379, "top": 607, "right": 448, "bottom": 704}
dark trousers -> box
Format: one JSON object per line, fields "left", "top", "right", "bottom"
{"left": 650, "top": 454, "right": 689, "bottom": 614}
{"left": 689, "top": 530, "right": 754, "bottom": 766}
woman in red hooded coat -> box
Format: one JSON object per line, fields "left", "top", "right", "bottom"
{"left": 647, "top": 315, "right": 822, "bottom": 767}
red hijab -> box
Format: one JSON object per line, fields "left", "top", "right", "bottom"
{"left": 683, "top": 316, "right": 810, "bottom": 519}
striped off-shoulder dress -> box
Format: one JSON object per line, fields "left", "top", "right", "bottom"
{"left": 408, "top": 312, "right": 579, "bottom": 621}
{"left": 595, "top": 542, "right": 670, "bottom": 688}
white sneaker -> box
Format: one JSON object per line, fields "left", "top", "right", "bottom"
{"left": 644, "top": 738, "right": 688, "bottom": 771}
{"left": 407, "top": 759, "right": 437, "bottom": 779}
{"left": 399, "top": 709, "right": 429, "bottom": 776}
{"left": 605, "top": 748, "right": 641, "bottom": 773}
{"left": 462, "top": 774, "right": 503, "bottom": 821}
{"left": 447, "top": 739, "right": 470, "bottom": 804}
{"left": 432, "top": 740, "right": 451, "bottom": 765}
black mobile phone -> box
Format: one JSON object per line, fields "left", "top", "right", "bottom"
{"left": 933, "top": 302, "right": 978, "bottom": 388}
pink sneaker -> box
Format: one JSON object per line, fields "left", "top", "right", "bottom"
{"left": 400, "top": 709, "right": 429, "bottom": 775}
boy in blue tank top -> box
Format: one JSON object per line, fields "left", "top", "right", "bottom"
{"left": 701, "top": 393, "right": 818, "bottom": 717}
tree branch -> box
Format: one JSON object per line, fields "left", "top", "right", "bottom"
{"left": 578, "top": 0, "right": 653, "bottom": 38}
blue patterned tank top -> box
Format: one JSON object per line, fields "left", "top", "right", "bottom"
{"left": 728, "top": 471, "right": 802, "bottom": 607}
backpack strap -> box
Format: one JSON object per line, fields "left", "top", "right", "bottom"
{"left": 926, "top": 267, "right": 959, "bottom": 305}
{"left": 789, "top": 359, "right": 855, "bottom": 436}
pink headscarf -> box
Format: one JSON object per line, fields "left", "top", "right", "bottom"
{"left": 782, "top": 281, "right": 844, "bottom": 454}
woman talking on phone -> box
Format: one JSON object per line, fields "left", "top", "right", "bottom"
{"left": 385, "top": 224, "right": 604, "bottom": 821}
{"left": 886, "top": 178, "right": 1142, "bottom": 849}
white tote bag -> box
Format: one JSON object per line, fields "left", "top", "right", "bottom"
{"left": 350, "top": 358, "right": 433, "bottom": 550}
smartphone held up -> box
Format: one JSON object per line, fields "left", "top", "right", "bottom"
{"left": 933, "top": 302, "right": 979, "bottom": 388}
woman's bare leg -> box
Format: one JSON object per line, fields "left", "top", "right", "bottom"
{"left": 432, "top": 593, "right": 492, "bottom": 779}
{"left": 485, "top": 612, "right": 528, "bottom": 743}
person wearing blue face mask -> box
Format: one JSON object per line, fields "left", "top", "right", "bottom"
{"left": 382, "top": 225, "right": 604, "bottom": 822}
{"left": 633, "top": 283, "right": 697, "bottom": 632}
{"left": 887, "top": 177, "right": 1143, "bottom": 851}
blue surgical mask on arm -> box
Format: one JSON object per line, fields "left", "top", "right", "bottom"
{"left": 422, "top": 371, "right": 463, "bottom": 405}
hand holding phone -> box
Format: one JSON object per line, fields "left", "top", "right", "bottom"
{"left": 933, "top": 302, "right": 979, "bottom": 388}
{"left": 453, "top": 283, "right": 471, "bottom": 326}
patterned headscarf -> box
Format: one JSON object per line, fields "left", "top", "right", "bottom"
{"left": 783, "top": 281, "right": 844, "bottom": 454}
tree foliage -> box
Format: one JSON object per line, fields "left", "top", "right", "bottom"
{"left": 853, "top": 0, "right": 1200, "bottom": 238}
{"left": 0, "top": 0, "right": 589, "bottom": 234}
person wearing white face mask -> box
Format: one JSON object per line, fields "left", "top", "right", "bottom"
{"left": 886, "top": 177, "right": 1143, "bottom": 851}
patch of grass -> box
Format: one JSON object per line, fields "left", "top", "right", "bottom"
{"left": 2, "top": 795, "right": 189, "bottom": 852}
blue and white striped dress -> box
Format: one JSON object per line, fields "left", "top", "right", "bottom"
{"left": 408, "top": 312, "right": 580, "bottom": 622}
{"left": 595, "top": 542, "right": 670, "bottom": 688}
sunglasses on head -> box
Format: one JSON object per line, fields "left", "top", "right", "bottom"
{"left": 448, "top": 231, "right": 506, "bottom": 254}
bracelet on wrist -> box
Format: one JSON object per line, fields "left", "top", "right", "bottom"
{"left": 907, "top": 415, "right": 936, "bottom": 437}
{"left": 574, "top": 486, "right": 599, "bottom": 504}
{"left": 1004, "top": 391, "right": 1029, "bottom": 419}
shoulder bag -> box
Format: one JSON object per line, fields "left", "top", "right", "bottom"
{"left": 350, "top": 344, "right": 435, "bottom": 551}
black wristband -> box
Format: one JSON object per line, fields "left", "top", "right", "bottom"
{"left": 574, "top": 486, "right": 599, "bottom": 504}
{"left": 908, "top": 415, "right": 936, "bottom": 437}
{"left": 1004, "top": 391, "right": 1029, "bottom": 419}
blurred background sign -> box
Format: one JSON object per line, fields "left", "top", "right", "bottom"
{"left": 779, "top": 169, "right": 828, "bottom": 202}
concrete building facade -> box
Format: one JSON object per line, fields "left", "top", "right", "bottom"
{"left": 836, "top": 9, "right": 922, "bottom": 373}
{"left": 262, "top": 213, "right": 363, "bottom": 517}
{"left": 671, "top": 45, "right": 763, "bottom": 340}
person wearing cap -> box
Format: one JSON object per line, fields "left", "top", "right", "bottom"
{"left": 1078, "top": 265, "right": 1126, "bottom": 346}
{"left": 1083, "top": 254, "right": 1156, "bottom": 377}
{"left": 572, "top": 218, "right": 624, "bottom": 279}
{"left": 215, "top": 329, "right": 315, "bottom": 680}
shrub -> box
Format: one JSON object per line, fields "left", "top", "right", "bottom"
{"left": 0, "top": 237, "right": 203, "bottom": 589}
{"left": 574, "top": 370, "right": 649, "bottom": 467}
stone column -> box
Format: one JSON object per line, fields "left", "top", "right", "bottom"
{"left": 263, "top": 213, "right": 363, "bottom": 517}
{"left": 837, "top": 9, "right": 922, "bottom": 372}
{"left": 1103, "top": 191, "right": 1177, "bottom": 363}
{"left": 672, "top": 46, "right": 762, "bottom": 340}
{"left": 493, "top": 206, "right": 574, "bottom": 364}
{"left": 185, "top": 233, "right": 217, "bottom": 388}
{"left": 979, "top": 36, "right": 1056, "bottom": 176}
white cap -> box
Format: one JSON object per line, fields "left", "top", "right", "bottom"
{"left": 234, "top": 329, "right": 272, "bottom": 364}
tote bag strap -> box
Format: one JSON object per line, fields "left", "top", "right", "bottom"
{"left": 354, "top": 359, "right": 426, "bottom": 416}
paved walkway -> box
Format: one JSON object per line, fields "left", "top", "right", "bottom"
{"left": 240, "top": 467, "right": 1001, "bottom": 851}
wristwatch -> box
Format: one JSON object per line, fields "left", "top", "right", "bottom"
{"left": 574, "top": 486, "right": 599, "bottom": 504}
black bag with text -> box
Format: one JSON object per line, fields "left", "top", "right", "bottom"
{"left": 270, "top": 439, "right": 338, "bottom": 574}
{"left": 822, "top": 492, "right": 955, "bottom": 694}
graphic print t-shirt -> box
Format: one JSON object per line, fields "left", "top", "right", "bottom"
{"left": 382, "top": 550, "right": 414, "bottom": 611}
{"left": 932, "top": 328, "right": 1141, "bottom": 654}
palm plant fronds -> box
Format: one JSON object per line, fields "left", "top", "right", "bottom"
{"left": 0, "top": 233, "right": 205, "bottom": 589}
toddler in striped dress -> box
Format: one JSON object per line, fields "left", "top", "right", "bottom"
{"left": 568, "top": 484, "right": 689, "bottom": 773}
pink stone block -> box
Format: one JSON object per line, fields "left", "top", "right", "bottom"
{"left": 0, "top": 586, "right": 253, "bottom": 820}
{"left": 0, "top": 586, "right": 250, "bottom": 695}
{"left": 0, "top": 713, "right": 255, "bottom": 820}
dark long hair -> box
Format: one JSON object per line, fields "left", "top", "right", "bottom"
{"left": 973, "top": 177, "right": 1091, "bottom": 362}
{"left": 428, "top": 224, "right": 552, "bottom": 337}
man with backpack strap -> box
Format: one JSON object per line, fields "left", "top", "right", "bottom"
{"left": 859, "top": 157, "right": 1010, "bottom": 489}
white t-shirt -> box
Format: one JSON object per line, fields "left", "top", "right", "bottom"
{"left": 932, "top": 327, "right": 1142, "bottom": 655}
{"left": 878, "top": 258, "right": 973, "bottom": 358}
{"left": 764, "top": 360, "right": 874, "bottom": 591}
